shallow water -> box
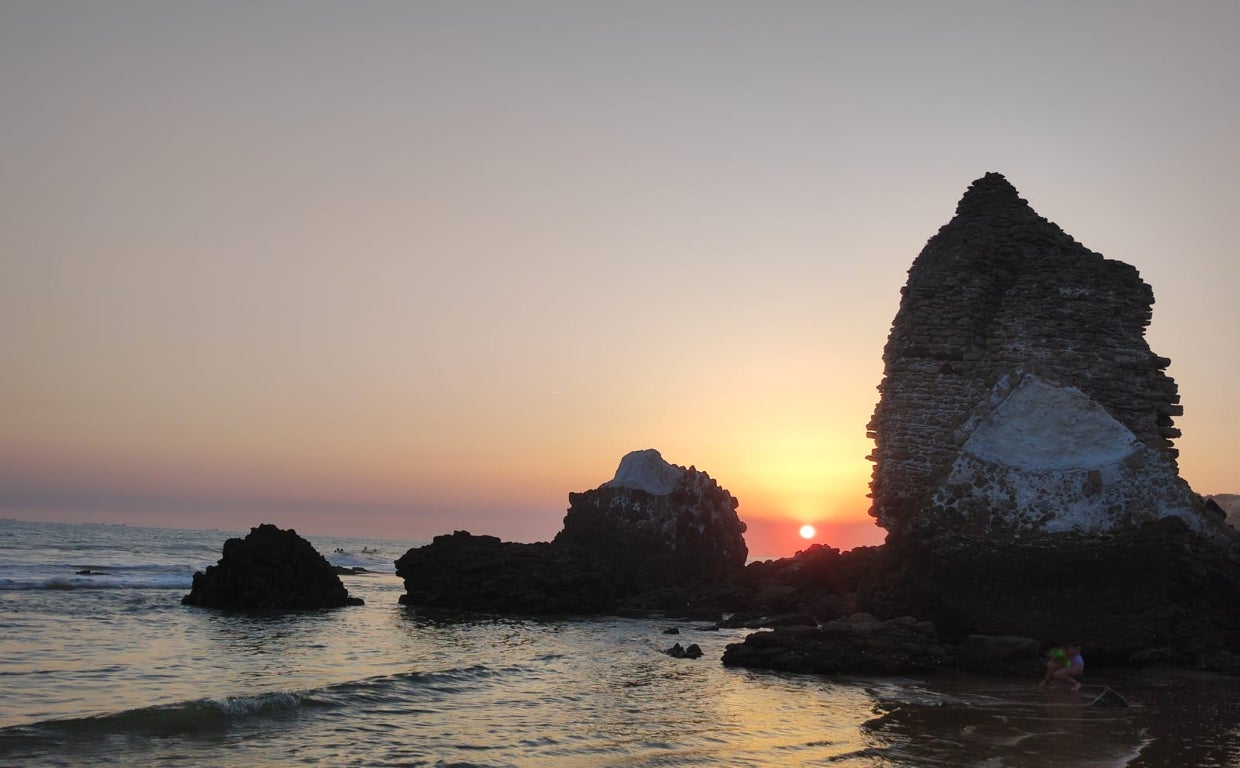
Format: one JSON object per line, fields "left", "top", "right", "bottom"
{"left": 2, "top": 520, "right": 1237, "bottom": 767}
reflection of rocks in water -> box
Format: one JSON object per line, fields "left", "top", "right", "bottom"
{"left": 854, "top": 670, "right": 1239, "bottom": 767}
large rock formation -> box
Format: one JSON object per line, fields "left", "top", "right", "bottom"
{"left": 553, "top": 448, "right": 748, "bottom": 594}
{"left": 395, "top": 449, "right": 749, "bottom": 614}
{"left": 182, "top": 524, "right": 363, "bottom": 609}
{"left": 853, "top": 174, "right": 1240, "bottom": 671}
{"left": 867, "top": 172, "right": 1205, "bottom": 537}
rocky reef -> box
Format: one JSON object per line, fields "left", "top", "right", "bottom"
{"left": 182, "top": 523, "right": 363, "bottom": 609}
{"left": 395, "top": 449, "right": 749, "bottom": 614}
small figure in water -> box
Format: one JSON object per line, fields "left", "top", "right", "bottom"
{"left": 1041, "top": 642, "right": 1085, "bottom": 691}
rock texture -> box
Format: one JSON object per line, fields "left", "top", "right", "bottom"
{"left": 867, "top": 172, "right": 1204, "bottom": 537}
{"left": 182, "top": 524, "right": 363, "bottom": 609}
{"left": 835, "top": 174, "right": 1240, "bottom": 674}
{"left": 553, "top": 449, "right": 748, "bottom": 594}
{"left": 395, "top": 450, "right": 749, "bottom": 614}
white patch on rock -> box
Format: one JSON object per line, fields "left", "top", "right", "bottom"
{"left": 963, "top": 375, "right": 1140, "bottom": 470}
{"left": 935, "top": 374, "right": 1200, "bottom": 532}
{"left": 601, "top": 449, "right": 684, "bottom": 495}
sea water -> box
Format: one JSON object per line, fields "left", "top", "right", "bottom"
{"left": 1, "top": 519, "right": 1237, "bottom": 767}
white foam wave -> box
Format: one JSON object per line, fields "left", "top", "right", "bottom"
{"left": 0, "top": 574, "right": 192, "bottom": 591}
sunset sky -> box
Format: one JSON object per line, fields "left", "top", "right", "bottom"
{"left": 2, "top": 2, "right": 1237, "bottom": 558}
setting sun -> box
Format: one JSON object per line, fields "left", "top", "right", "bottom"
{"left": 799, "top": 524, "right": 816, "bottom": 540}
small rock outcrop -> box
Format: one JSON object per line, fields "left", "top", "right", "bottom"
{"left": 721, "top": 614, "right": 945, "bottom": 675}
{"left": 182, "top": 524, "right": 363, "bottom": 609}
{"left": 395, "top": 450, "right": 749, "bottom": 614}
{"left": 394, "top": 532, "right": 614, "bottom": 613}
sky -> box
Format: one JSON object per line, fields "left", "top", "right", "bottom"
{"left": 1, "top": 1, "right": 1237, "bottom": 559}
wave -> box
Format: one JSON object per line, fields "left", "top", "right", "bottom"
{"left": 0, "top": 664, "right": 518, "bottom": 746}
{"left": 0, "top": 574, "right": 192, "bottom": 591}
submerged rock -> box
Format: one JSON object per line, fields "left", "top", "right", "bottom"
{"left": 182, "top": 524, "right": 363, "bottom": 609}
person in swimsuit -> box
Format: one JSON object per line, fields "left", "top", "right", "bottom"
{"left": 1041, "top": 642, "right": 1085, "bottom": 690}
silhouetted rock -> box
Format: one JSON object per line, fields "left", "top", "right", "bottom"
{"left": 666, "top": 642, "right": 703, "bottom": 659}
{"left": 555, "top": 449, "right": 748, "bottom": 593}
{"left": 395, "top": 450, "right": 750, "bottom": 614}
{"left": 394, "top": 531, "right": 613, "bottom": 614}
{"left": 182, "top": 524, "right": 363, "bottom": 609}
{"left": 722, "top": 614, "right": 945, "bottom": 675}
{"left": 737, "top": 543, "right": 881, "bottom": 622}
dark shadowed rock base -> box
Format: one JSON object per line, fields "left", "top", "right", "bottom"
{"left": 864, "top": 518, "right": 1240, "bottom": 672}
{"left": 182, "top": 523, "right": 363, "bottom": 609}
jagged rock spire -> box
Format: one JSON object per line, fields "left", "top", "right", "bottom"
{"left": 867, "top": 174, "right": 1202, "bottom": 538}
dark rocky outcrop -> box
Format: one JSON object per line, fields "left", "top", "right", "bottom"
{"left": 666, "top": 642, "right": 703, "bottom": 659}
{"left": 394, "top": 531, "right": 614, "bottom": 614}
{"left": 721, "top": 614, "right": 945, "bottom": 675}
{"left": 863, "top": 516, "right": 1240, "bottom": 671}
{"left": 182, "top": 524, "right": 363, "bottom": 609}
{"left": 554, "top": 448, "right": 748, "bottom": 592}
{"left": 395, "top": 450, "right": 749, "bottom": 614}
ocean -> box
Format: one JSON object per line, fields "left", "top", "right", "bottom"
{"left": 1, "top": 519, "right": 1237, "bottom": 768}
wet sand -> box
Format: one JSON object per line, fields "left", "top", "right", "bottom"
{"left": 863, "top": 667, "right": 1240, "bottom": 767}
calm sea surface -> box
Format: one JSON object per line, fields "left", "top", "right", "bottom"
{"left": 1, "top": 519, "right": 1237, "bottom": 767}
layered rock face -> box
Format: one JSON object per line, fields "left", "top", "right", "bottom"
{"left": 850, "top": 174, "right": 1240, "bottom": 672}
{"left": 868, "top": 172, "right": 1203, "bottom": 537}
{"left": 183, "top": 524, "right": 363, "bottom": 609}
{"left": 553, "top": 449, "right": 748, "bottom": 593}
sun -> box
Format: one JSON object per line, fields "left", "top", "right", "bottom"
{"left": 799, "top": 524, "right": 816, "bottom": 540}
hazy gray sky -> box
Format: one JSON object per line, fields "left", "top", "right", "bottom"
{"left": 2, "top": 1, "right": 1237, "bottom": 556}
